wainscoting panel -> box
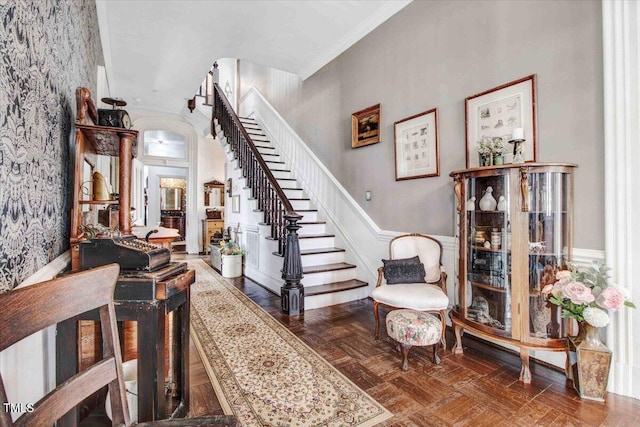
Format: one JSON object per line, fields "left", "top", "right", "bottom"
{"left": 245, "top": 229, "right": 260, "bottom": 269}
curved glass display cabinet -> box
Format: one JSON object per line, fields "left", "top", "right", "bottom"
{"left": 450, "top": 163, "right": 576, "bottom": 383}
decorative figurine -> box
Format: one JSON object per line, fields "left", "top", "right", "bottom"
{"left": 466, "top": 196, "right": 476, "bottom": 211}
{"left": 479, "top": 186, "right": 497, "bottom": 211}
{"left": 497, "top": 196, "right": 507, "bottom": 211}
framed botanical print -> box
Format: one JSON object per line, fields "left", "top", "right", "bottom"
{"left": 394, "top": 108, "right": 439, "bottom": 180}
{"left": 465, "top": 75, "right": 537, "bottom": 168}
{"left": 351, "top": 104, "right": 381, "bottom": 148}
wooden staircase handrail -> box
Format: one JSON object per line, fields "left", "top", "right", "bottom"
{"left": 212, "top": 83, "right": 300, "bottom": 221}
{"left": 212, "top": 83, "right": 304, "bottom": 315}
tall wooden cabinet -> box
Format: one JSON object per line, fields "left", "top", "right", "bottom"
{"left": 70, "top": 88, "right": 138, "bottom": 270}
{"left": 450, "top": 163, "right": 575, "bottom": 383}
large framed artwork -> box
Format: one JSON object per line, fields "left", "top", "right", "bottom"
{"left": 465, "top": 75, "right": 537, "bottom": 168}
{"left": 394, "top": 108, "right": 439, "bottom": 180}
{"left": 351, "top": 104, "right": 381, "bottom": 148}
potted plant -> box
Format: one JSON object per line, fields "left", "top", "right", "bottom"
{"left": 490, "top": 137, "right": 507, "bottom": 165}
{"left": 219, "top": 240, "right": 245, "bottom": 278}
{"left": 542, "top": 262, "right": 635, "bottom": 401}
{"left": 476, "top": 137, "right": 508, "bottom": 166}
{"left": 476, "top": 137, "right": 493, "bottom": 166}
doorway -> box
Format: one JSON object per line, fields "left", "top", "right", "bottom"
{"left": 159, "top": 177, "right": 187, "bottom": 242}
{"left": 145, "top": 165, "right": 188, "bottom": 233}
{"left": 132, "top": 116, "right": 199, "bottom": 254}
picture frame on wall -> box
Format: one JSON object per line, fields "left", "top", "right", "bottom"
{"left": 231, "top": 195, "right": 240, "bottom": 213}
{"left": 465, "top": 74, "right": 537, "bottom": 168}
{"left": 394, "top": 108, "right": 440, "bottom": 180}
{"left": 351, "top": 104, "right": 381, "bottom": 148}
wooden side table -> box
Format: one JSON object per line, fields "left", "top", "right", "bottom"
{"left": 56, "top": 264, "right": 195, "bottom": 425}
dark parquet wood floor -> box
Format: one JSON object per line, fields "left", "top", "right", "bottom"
{"left": 187, "top": 257, "right": 640, "bottom": 426}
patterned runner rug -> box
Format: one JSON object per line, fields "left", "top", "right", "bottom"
{"left": 187, "top": 259, "right": 393, "bottom": 427}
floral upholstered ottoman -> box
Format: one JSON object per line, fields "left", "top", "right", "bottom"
{"left": 386, "top": 309, "right": 442, "bottom": 371}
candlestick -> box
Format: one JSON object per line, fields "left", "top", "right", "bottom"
{"left": 508, "top": 138, "right": 525, "bottom": 163}
{"left": 512, "top": 127, "right": 524, "bottom": 140}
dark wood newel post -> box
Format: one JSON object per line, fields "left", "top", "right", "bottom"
{"left": 281, "top": 213, "right": 304, "bottom": 316}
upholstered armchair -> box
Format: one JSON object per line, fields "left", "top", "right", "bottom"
{"left": 372, "top": 233, "right": 449, "bottom": 347}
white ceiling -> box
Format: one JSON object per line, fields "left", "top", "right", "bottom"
{"left": 96, "top": 0, "right": 412, "bottom": 114}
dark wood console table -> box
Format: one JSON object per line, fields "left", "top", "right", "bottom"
{"left": 56, "top": 263, "right": 195, "bottom": 425}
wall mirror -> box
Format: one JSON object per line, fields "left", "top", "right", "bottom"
{"left": 161, "top": 187, "right": 183, "bottom": 210}
{"left": 160, "top": 177, "right": 186, "bottom": 212}
{"left": 204, "top": 180, "right": 225, "bottom": 207}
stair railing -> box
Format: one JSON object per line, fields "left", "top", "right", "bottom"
{"left": 212, "top": 83, "right": 304, "bottom": 315}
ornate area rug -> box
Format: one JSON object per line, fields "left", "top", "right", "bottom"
{"left": 187, "top": 259, "right": 392, "bottom": 427}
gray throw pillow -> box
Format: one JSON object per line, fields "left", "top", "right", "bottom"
{"left": 382, "top": 256, "right": 426, "bottom": 284}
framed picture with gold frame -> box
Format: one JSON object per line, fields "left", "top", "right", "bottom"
{"left": 394, "top": 108, "right": 439, "bottom": 180}
{"left": 351, "top": 104, "right": 381, "bottom": 148}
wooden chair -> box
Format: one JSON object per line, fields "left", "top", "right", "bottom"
{"left": 372, "top": 233, "right": 449, "bottom": 346}
{"left": 0, "top": 263, "right": 237, "bottom": 427}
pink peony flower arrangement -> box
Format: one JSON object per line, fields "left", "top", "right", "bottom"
{"left": 542, "top": 262, "right": 635, "bottom": 327}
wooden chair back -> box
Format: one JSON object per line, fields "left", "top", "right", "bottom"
{"left": 0, "top": 264, "right": 130, "bottom": 426}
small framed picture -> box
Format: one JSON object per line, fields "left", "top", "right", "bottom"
{"left": 394, "top": 108, "right": 439, "bottom": 180}
{"left": 231, "top": 195, "right": 240, "bottom": 213}
{"left": 351, "top": 104, "right": 381, "bottom": 148}
{"left": 465, "top": 75, "right": 537, "bottom": 168}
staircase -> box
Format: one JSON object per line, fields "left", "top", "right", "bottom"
{"left": 221, "top": 116, "right": 369, "bottom": 309}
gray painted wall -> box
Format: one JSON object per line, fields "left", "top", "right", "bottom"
{"left": 239, "top": 0, "right": 603, "bottom": 250}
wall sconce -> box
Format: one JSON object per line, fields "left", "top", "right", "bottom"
{"left": 187, "top": 96, "right": 196, "bottom": 113}
{"left": 365, "top": 190, "right": 372, "bottom": 201}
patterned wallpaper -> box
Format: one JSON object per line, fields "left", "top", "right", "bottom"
{"left": 0, "top": 0, "right": 104, "bottom": 291}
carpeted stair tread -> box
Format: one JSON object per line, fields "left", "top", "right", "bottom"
{"left": 305, "top": 279, "right": 368, "bottom": 296}
{"left": 303, "top": 262, "right": 356, "bottom": 274}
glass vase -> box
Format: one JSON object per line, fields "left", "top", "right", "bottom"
{"left": 567, "top": 322, "right": 612, "bottom": 401}
{"left": 479, "top": 153, "right": 491, "bottom": 167}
